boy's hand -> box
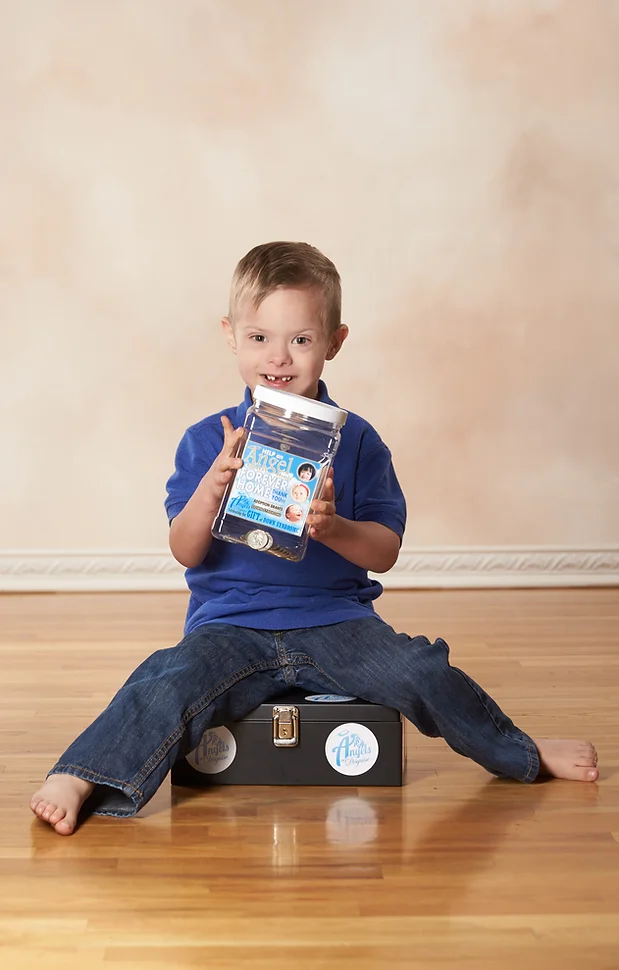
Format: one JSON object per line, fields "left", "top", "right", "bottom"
{"left": 201, "top": 416, "right": 245, "bottom": 511}
{"left": 307, "top": 470, "right": 337, "bottom": 542}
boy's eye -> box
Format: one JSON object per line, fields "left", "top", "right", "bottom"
{"left": 292, "top": 336, "right": 309, "bottom": 345}
{"left": 250, "top": 334, "right": 266, "bottom": 342}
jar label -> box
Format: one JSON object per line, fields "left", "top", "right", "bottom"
{"left": 224, "top": 440, "right": 322, "bottom": 536}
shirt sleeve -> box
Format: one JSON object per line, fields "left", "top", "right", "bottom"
{"left": 353, "top": 439, "right": 407, "bottom": 542}
{"left": 164, "top": 424, "right": 222, "bottom": 523}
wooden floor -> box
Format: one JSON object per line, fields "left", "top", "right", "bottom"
{"left": 1, "top": 589, "right": 618, "bottom": 970}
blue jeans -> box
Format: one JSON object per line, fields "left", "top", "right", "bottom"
{"left": 49, "top": 618, "right": 540, "bottom": 816}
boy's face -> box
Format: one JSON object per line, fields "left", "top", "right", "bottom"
{"left": 223, "top": 287, "right": 348, "bottom": 399}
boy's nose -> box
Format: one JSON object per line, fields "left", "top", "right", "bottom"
{"left": 268, "top": 345, "right": 293, "bottom": 366}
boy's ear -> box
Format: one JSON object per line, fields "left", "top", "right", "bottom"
{"left": 221, "top": 317, "right": 237, "bottom": 354}
{"left": 325, "top": 324, "right": 349, "bottom": 361}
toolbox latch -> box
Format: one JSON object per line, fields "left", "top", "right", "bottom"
{"left": 272, "top": 706, "right": 299, "bottom": 747}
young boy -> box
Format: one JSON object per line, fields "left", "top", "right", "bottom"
{"left": 30, "top": 241, "right": 598, "bottom": 835}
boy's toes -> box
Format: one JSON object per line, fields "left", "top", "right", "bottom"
{"left": 48, "top": 806, "right": 67, "bottom": 825}
{"left": 578, "top": 766, "right": 599, "bottom": 782}
{"left": 577, "top": 745, "right": 597, "bottom": 767}
{"left": 551, "top": 763, "right": 598, "bottom": 782}
{"left": 32, "top": 798, "right": 76, "bottom": 833}
{"left": 54, "top": 816, "right": 76, "bottom": 836}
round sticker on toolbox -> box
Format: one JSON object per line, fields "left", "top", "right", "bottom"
{"left": 187, "top": 726, "right": 237, "bottom": 774}
{"left": 325, "top": 722, "right": 379, "bottom": 776}
{"left": 305, "top": 694, "right": 357, "bottom": 703}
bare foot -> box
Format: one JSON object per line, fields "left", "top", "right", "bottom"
{"left": 30, "top": 774, "right": 95, "bottom": 835}
{"left": 534, "top": 739, "right": 599, "bottom": 782}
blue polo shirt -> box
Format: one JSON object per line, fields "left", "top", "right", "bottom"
{"left": 165, "top": 382, "right": 406, "bottom": 634}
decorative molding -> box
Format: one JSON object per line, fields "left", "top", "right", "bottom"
{"left": 379, "top": 546, "right": 619, "bottom": 588}
{"left": 0, "top": 546, "right": 617, "bottom": 591}
{"left": 0, "top": 551, "right": 187, "bottom": 591}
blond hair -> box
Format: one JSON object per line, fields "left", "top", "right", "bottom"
{"left": 229, "top": 241, "right": 342, "bottom": 333}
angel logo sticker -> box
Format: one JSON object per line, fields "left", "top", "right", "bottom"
{"left": 325, "top": 723, "right": 379, "bottom": 776}
{"left": 188, "top": 726, "right": 237, "bottom": 774}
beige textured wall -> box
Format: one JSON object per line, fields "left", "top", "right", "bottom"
{"left": 1, "top": 0, "right": 618, "bottom": 553}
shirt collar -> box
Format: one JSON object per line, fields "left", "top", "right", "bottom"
{"left": 235, "top": 380, "right": 337, "bottom": 426}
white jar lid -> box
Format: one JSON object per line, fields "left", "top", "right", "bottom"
{"left": 254, "top": 384, "right": 347, "bottom": 428}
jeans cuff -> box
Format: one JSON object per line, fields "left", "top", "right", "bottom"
{"left": 520, "top": 733, "right": 541, "bottom": 783}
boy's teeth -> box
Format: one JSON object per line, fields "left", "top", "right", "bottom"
{"left": 266, "top": 376, "right": 292, "bottom": 382}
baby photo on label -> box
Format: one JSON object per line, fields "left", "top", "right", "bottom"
{"left": 290, "top": 483, "right": 310, "bottom": 503}
{"left": 297, "top": 463, "right": 316, "bottom": 482}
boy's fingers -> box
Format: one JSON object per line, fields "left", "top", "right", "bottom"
{"left": 318, "top": 477, "right": 335, "bottom": 504}
{"left": 310, "top": 500, "right": 335, "bottom": 515}
{"left": 308, "top": 510, "right": 331, "bottom": 526}
{"left": 218, "top": 457, "right": 242, "bottom": 474}
{"left": 220, "top": 416, "right": 244, "bottom": 456}
{"left": 309, "top": 515, "right": 332, "bottom": 538}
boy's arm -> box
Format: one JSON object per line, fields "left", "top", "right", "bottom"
{"left": 169, "top": 417, "right": 244, "bottom": 568}
{"left": 307, "top": 474, "right": 401, "bottom": 573}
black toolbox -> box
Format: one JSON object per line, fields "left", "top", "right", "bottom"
{"left": 172, "top": 690, "right": 405, "bottom": 787}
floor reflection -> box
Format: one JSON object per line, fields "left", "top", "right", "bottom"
{"left": 325, "top": 795, "right": 379, "bottom": 845}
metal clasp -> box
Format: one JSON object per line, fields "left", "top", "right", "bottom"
{"left": 272, "top": 706, "right": 299, "bottom": 747}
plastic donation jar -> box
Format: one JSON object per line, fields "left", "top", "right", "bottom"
{"left": 212, "top": 385, "right": 348, "bottom": 561}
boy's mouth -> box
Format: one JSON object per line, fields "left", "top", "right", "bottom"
{"left": 262, "top": 375, "right": 294, "bottom": 386}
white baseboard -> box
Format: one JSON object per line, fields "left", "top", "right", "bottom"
{"left": 0, "top": 546, "right": 617, "bottom": 591}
